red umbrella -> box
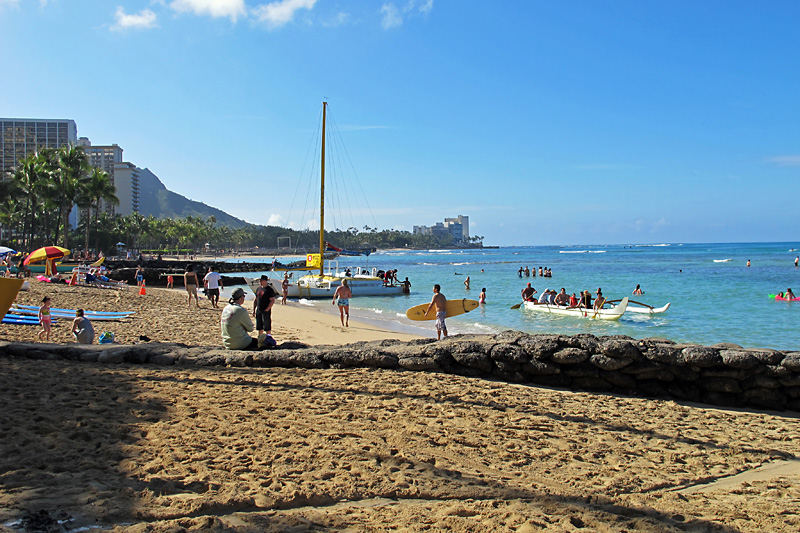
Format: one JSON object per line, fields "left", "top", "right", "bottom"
{"left": 23, "top": 246, "right": 71, "bottom": 265}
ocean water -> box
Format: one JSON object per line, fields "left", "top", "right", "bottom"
{"left": 225, "top": 242, "right": 800, "bottom": 351}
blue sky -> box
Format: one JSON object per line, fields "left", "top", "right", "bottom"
{"left": 1, "top": 0, "right": 798, "bottom": 246}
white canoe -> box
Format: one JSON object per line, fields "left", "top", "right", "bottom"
{"left": 522, "top": 297, "right": 628, "bottom": 320}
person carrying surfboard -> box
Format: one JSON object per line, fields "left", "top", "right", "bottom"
{"left": 425, "top": 284, "right": 448, "bottom": 340}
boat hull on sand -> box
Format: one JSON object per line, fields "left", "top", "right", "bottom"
{"left": 522, "top": 297, "right": 628, "bottom": 320}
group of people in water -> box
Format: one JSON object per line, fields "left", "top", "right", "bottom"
{"left": 517, "top": 266, "right": 552, "bottom": 278}
{"left": 521, "top": 283, "right": 610, "bottom": 310}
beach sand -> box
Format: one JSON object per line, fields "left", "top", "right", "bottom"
{"left": 2, "top": 283, "right": 800, "bottom": 531}
{"left": 1, "top": 281, "right": 422, "bottom": 347}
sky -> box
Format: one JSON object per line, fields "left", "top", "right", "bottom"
{"left": 1, "top": 0, "right": 798, "bottom": 246}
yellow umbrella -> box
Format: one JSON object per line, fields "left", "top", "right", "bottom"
{"left": 23, "top": 246, "right": 71, "bottom": 276}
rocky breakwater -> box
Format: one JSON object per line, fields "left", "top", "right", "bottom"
{"left": 3, "top": 331, "right": 800, "bottom": 412}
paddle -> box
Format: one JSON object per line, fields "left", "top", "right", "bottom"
{"left": 592, "top": 297, "right": 606, "bottom": 319}
{"left": 510, "top": 301, "right": 524, "bottom": 310}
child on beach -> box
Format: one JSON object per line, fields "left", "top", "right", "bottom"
{"left": 38, "top": 296, "right": 52, "bottom": 342}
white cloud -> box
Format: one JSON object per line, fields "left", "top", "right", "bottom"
{"left": 321, "top": 10, "right": 349, "bottom": 28}
{"left": 170, "top": 0, "right": 247, "bottom": 22}
{"left": 251, "top": 0, "right": 317, "bottom": 28}
{"left": 110, "top": 7, "right": 158, "bottom": 31}
{"left": 766, "top": 155, "right": 800, "bottom": 167}
{"left": 267, "top": 213, "right": 285, "bottom": 226}
{"left": 380, "top": 3, "right": 402, "bottom": 29}
{"left": 416, "top": 0, "right": 433, "bottom": 15}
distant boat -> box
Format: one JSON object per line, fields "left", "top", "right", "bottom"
{"left": 261, "top": 102, "right": 404, "bottom": 299}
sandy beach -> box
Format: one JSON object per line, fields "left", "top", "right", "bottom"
{"left": 1, "top": 281, "right": 422, "bottom": 347}
{"left": 2, "top": 283, "right": 800, "bottom": 531}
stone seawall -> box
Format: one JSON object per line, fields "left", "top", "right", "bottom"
{"left": 3, "top": 332, "right": 800, "bottom": 412}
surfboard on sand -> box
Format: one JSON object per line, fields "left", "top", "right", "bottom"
{"left": 406, "top": 299, "right": 480, "bottom": 321}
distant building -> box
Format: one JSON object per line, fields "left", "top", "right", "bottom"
{"left": 0, "top": 118, "right": 78, "bottom": 178}
{"left": 112, "top": 162, "right": 141, "bottom": 216}
{"left": 413, "top": 215, "right": 470, "bottom": 245}
{"left": 77, "top": 137, "right": 124, "bottom": 215}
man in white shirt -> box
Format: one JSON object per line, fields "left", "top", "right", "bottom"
{"left": 203, "top": 267, "right": 223, "bottom": 309}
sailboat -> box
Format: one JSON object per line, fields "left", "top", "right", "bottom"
{"left": 253, "top": 102, "right": 406, "bottom": 299}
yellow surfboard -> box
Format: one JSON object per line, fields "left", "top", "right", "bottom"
{"left": 0, "top": 277, "right": 24, "bottom": 320}
{"left": 406, "top": 298, "right": 480, "bottom": 321}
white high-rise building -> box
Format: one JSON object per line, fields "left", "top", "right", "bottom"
{"left": 77, "top": 137, "right": 124, "bottom": 215}
{"left": 0, "top": 118, "right": 78, "bottom": 178}
{"left": 112, "top": 162, "right": 141, "bottom": 216}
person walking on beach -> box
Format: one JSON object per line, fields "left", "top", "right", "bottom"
{"left": 184, "top": 264, "right": 200, "bottom": 308}
{"left": 221, "top": 288, "right": 259, "bottom": 350}
{"left": 166, "top": 274, "right": 173, "bottom": 289}
{"left": 425, "top": 284, "right": 448, "bottom": 340}
{"left": 253, "top": 275, "right": 277, "bottom": 342}
{"left": 281, "top": 273, "right": 290, "bottom": 304}
{"left": 71, "top": 309, "right": 95, "bottom": 344}
{"left": 203, "top": 267, "right": 223, "bottom": 309}
{"left": 135, "top": 265, "right": 145, "bottom": 288}
{"left": 38, "top": 296, "right": 52, "bottom": 342}
{"left": 332, "top": 279, "right": 352, "bottom": 327}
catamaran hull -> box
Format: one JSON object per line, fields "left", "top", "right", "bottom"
{"left": 247, "top": 276, "right": 405, "bottom": 299}
{"left": 522, "top": 297, "right": 628, "bottom": 320}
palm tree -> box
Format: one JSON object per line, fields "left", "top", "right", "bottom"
{"left": 79, "top": 168, "right": 118, "bottom": 252}
{"left": 53, "top": 144, "right": 91, "bottom": 248}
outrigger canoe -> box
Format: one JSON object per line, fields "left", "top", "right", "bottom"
{"left": 608, "top": 300, "right": 670, "bottom": 314}
{"left": 522, "top": 297, "right": 628, "bottom": 320}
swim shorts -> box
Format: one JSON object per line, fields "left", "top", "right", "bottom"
{"left": 186, "top": 283, "right": 197, "bottom": 296}
{"left": 337, "top": 298, "right": 349, "bottom": 307}
{"left": 256, "top": 309, "right": 272, "bottom": 332}
{"left": 207, "top": 288, "right": 219, "bottom": 298}
{"left": 436, "top": 311, "right": 446, "bottom": 332}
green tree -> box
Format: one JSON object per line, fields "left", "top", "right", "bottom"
{"left": 53, "top": 145, "right": 91, "bottom": 248}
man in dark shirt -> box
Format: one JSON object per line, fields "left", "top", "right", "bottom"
{"left": 253, "top": 275, "right": 277, "bottom": 339}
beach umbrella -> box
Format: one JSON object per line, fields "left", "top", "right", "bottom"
{"left": 0, "top": 246, "right": 16, "bottom": 257}
{"left": 116, "top": 242, "right": 126, "bottom": 246}
{"left": 23, "top": 246, "right": 71, "bottom": 265}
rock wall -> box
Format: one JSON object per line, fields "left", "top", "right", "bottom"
{"left": 3, "top": 331, "right": 800, "bottom": 412}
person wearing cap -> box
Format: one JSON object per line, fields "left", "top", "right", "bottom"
{"left": 221, "top": 288, "right": 258, "bottom": 350}
{"left": 521, "top": 282, "right": 536, "bottom": 302}
{"left": 253, "top": 275, "right": 277, "bottom": 341}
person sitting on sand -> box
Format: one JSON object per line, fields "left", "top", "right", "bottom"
{"left": 72, "top": 309, "right": 95, "bottom": 344}
{"left": 221, "top": 288, "right": 259, "bottom": 350}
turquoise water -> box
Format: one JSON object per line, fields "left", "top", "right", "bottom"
{"left": 226, "top": 243, "right": 800, "bottom": 351}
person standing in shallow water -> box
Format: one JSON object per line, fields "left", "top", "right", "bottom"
{"left": 425, "top": 284, "right": 448, "bottom": 340}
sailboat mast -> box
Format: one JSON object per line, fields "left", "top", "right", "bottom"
{"left": 318, "top": 101, "right": 327, "bottom": 278}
